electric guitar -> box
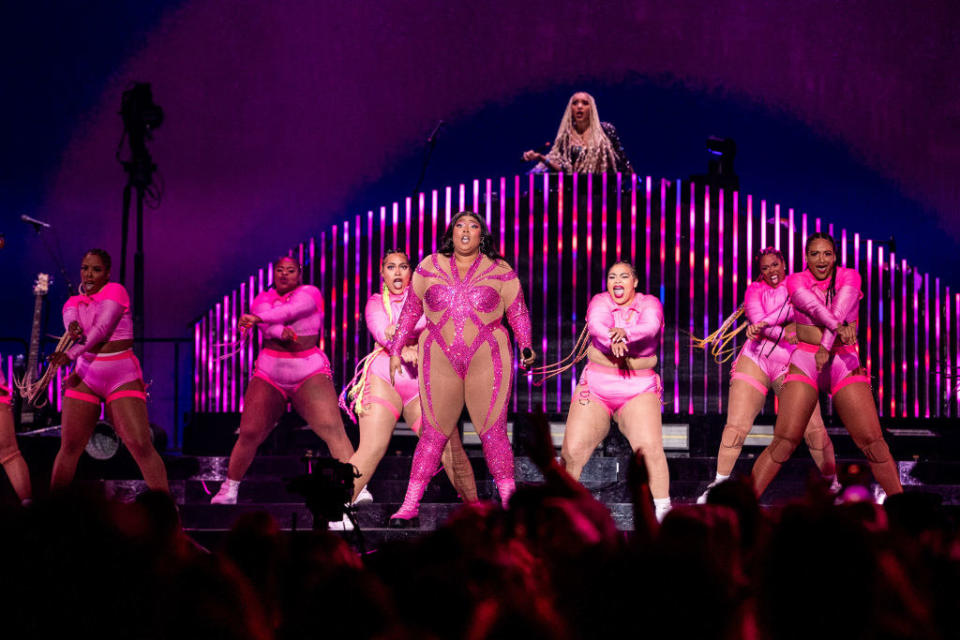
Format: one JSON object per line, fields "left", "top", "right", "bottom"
{"left": 19, "top": 273, "right": 50, "bottom": 429}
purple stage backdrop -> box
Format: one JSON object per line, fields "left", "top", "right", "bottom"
{"left": 192, "top": 175, "right": 959, "bottom": 420}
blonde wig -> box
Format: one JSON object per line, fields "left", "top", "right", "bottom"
{"left": 545, "top": 92, "right": 619, "bottom": 173}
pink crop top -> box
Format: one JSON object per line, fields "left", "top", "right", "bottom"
{"left": 742, "top": 279, "right": 794, "bottom": 342}
{"left": 365, "top": 291, "right": 426, "bottom": 349}
{"left": 62, "top": 282, "right": 134, "bottom": 360}
{"left": 252, "top": 285, "right": 324, "bottom": 340}
{"left": 586, "top": 291, "right": 663, "bottom": 358}
{"left": 786, "top": 267, "right": 862, "bottom": 351}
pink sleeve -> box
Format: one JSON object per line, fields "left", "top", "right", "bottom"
{"left": 365, "top": 295, "right": 391, "bottom": 348}
{"left": 787, "top": 275, "right": 841, "bottom": 329}
{"left": 65, "top": 300, "right": 125, "bottom": 360}
{"left": 586, "top": 294, "right": 615, "bottom": 349}
{"left": 255, "top": 288, "right": 316, "bottom": 325}
{"left": 62, "top": 297, "right": 79, "bottom": 329}
{"left": 742, "top": 283, "right": 768, "bottom": 325}
{"left": 624, "top": 295, "right": 663, "bottom": 343}
{"left": 505, "top": 287, "right": 532, "bottom": 351}
{"left": 262, "top": 323, "right": 286, "bottom": 340}
{"left": 388, "top": 290, "right": 424, "bottom": 357}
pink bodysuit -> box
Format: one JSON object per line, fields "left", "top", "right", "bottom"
{"left": 251, "top": 285, "right": 333, "bottom": 400}
{"left": 784, "top": 267, "right": 868, "bottom": 395}
{"left": 62, "top": 283, "right": 144, "bottom": 405}
{"left": 340, "top": 290, "right": 426, "bottom": 429}
{"left": 732, "top": 279, "right": 796, "bottom": 394}
{"left": 389, "top": 253, "right": 532, "bottom": 517}
{"left": 577, "top": 291, "right": 664, "bottom": 415}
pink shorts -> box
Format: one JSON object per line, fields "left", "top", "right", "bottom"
{"left": 253, "top": 347, "right": 333, "bottom": 401}
{"left": 67, "top": 349, "right": 146, "bottom": 405}
{"left": 577, "top": 362, "right": 662, "bottom": 416}
{"left": 366, "top": 351, "right": 419, "bottom": 410}
{"left": 784, "top": 343, "right": 870, "bottom": 395}
{"left": 731, "top": 339, "right": 794, "bottom": 395}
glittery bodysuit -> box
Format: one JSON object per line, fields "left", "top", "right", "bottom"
{"left": 389, "top": 253, "right": 532, "bottom": 520}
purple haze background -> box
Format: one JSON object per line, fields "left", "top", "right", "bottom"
{"left": 2, "top": 0, "right": 958, "bottom": 439}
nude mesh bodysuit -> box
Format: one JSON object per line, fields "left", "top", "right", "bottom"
{"left": 389, "top": 253, "right": 532, "bottom": 520}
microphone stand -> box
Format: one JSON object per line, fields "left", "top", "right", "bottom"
{"left": 412, "top": 120, "right": 444, "bottom": 198}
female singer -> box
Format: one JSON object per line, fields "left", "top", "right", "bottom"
{"left": 211, "top": 256, "right": 354, "bottom": 506}
{"left": 387, "top": 211, "right": 535, "bottom": 527}
{"left": 522, "top": 91, "right": 633, "bottom": 174}
{"left": 751, "top": 233, "right": 902, "bottom": 499}
{"left": 696, "top": 248, "right": 838, "bottom": 503}
{"left": 49, "top": 249, "right": 168, "bottom": 491}
{"left": 340, "top": 249, "right": 477, "bottom": 504}
{"left": 541, "top": 262, "right": 671, "bottom": 521}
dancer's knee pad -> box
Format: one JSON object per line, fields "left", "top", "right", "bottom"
{"left": 804, "top": 427, "right": 832, "bottom": 452}
{"left": 858, "top": 438, "right": 891, "bottom": 464}
{"left": 768, "top": 436, "right": 800, "bottom": 464}
{"left": 720, "top": 424, "right": 750, "bottom": 449}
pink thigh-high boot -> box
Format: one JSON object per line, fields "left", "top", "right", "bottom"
{"left": 479, "top": 420, "right": 515, "bottom": 507}
{"left": 389, "top": 423, "right": 449, "bottom": 526}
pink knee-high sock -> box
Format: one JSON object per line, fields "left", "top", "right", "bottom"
{"left": 479, "top": 422, "right": 515, "bottom": 507}
{"left": 391, "top": 423, "right": 449, "bottom": 520}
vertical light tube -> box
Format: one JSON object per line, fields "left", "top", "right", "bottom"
{"left": 231, "top": 290, "right": 237, "bottom": 411}
{"left": 330, "top": 226, "right": 338, "bottom": 366}
{"left": 615, "top": 172, "right": 622, "bottom": 260}
{"left": 405, "top": 197, "right": 412, "bottom": 256}
{"left": 556, "top": 172, "right": 564, "bottom": 413}
{"left": 703, "top": 186, "right": 710, "bottom": 412}
{"left": 877, "top": 246, "right": 883, "bottom": 416}
{"left": 659, "top": 179, "right": 666, "bottom": 375}
{"left": 674, "top": 180, "right": 681, "bottom": 414}
{"left": 571, "top": 173, "right": 579, "bottom": 400}
{"left": 788, "top": 208, "right": 795, "bottom": 271}
{"left": 922, "top": 273, "right": 929, "bottom": 417}
{"left": 801, "top": 213, "right": 808, "bottom": 259}
{"left": 418, "top": 192, "right": 425, "bottom": 258}
{"left": 889, "top": 251, "right": 896, "bottom": 417}
{"left": 601, "top": 173, "right": 608, "bottom": 269}
{"left": 587, "top": 174, "right": 593, "bottom": 303}
{"left": 472, "top": 179, "right": 479, "bottom": 213}
{"left": 644, "top": 176, "right": 651, "bottom": 292}
{"left": 541, "top": 172, "right": 549, "bottom": 412}
{"left": 484, "top": 178, "right": 492, "bottom": 227}
{"left": 513, "top": 175, "right": 521, "bottom": 412}
{"left": 746, "top": 196, "right": 754, "bottom": 281}
{"left": 760, "top": 200, "right": 767, "bottom": 250}
{"left": 841, "top": 229, "right": 848, "bottom": 267}
{"left": 935, "top": 277, "right": 941, "bottom": 417}
{"left": 431, "top": 190, "right": 439, "bottom": 253}
{"left": 901, "top": 258, "right": 908, "bottom": 416}
{"left": 717, "top": 188, "right": 725, "bottom": 413}
{"left": 214, "top": 302, "right": 221, "bottom": 412}
{"left": 774, "top": 203, "right": 781, "bottom": 249}
{"left": 688, "top": 181, "right": 696, "bottom": 415}
{"left": 499, "top": 177, "right": 507, "bottom": 256}
{"left": 391, "top": 203, "right": 399, "bottom": 248}
{"left": 194, "top": 322, "right": 201, "bottom": 412}
{"left": 527, "top": 173, "right": 535, "bottom": 410}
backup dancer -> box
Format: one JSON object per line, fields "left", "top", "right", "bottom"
{"left": 211, "top": 256, "right": 355, "bottom": 509}
{"left": 696, "top": 248, "right": 838, "bottom": 504}
{"left": 49, "top": 249, "right": 169, "bottom": 491}
{"left": 751, "top": 233, "right": 902, "bottom": 499}
{"left": 537, "top": 262, "right": 671, "bottom": 520}
{"left": 340, "top": 249, "right": 478, "bottom": 504}
{"left": 0, "top": 356, "right": 31, "bottom": 502}
{"left": 387, "top": 211, "right": 534, "bottom": 527}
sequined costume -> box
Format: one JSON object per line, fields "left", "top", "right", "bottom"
{"left": 250, "top": 285, "right": 333, "bottom": 399}
{"left": 538, "top": 122, "right": 633, "bottom": 174}
{"left": 577, "top": 292, "right": 663, "bottom": 415}
{"left": 389, "top": 253, "right": 532, "bottom": 521}
{"left": 61, "top": 282, "right": 145, "bottom": 405}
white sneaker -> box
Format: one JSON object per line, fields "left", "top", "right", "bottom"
{"left": 211, "top": 480, "right": 239, "bottom": 505}
{"left": 328, "top": 513, "right": 355, "bottom": 531}
{"left": 353, "top": 486, "right": 374, "bottom": 505}
{"left": 654, "top": 498, "right": 672, "bottom": 523}
{"left": 696, "top": 480, "right": 720, "bottom": 505}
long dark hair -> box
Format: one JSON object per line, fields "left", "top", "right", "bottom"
{"left": 438, "top": 211, "right": 502, "bottom": 261}
{"left": 805, "top": 232, "right": 837, "bottom": 303}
